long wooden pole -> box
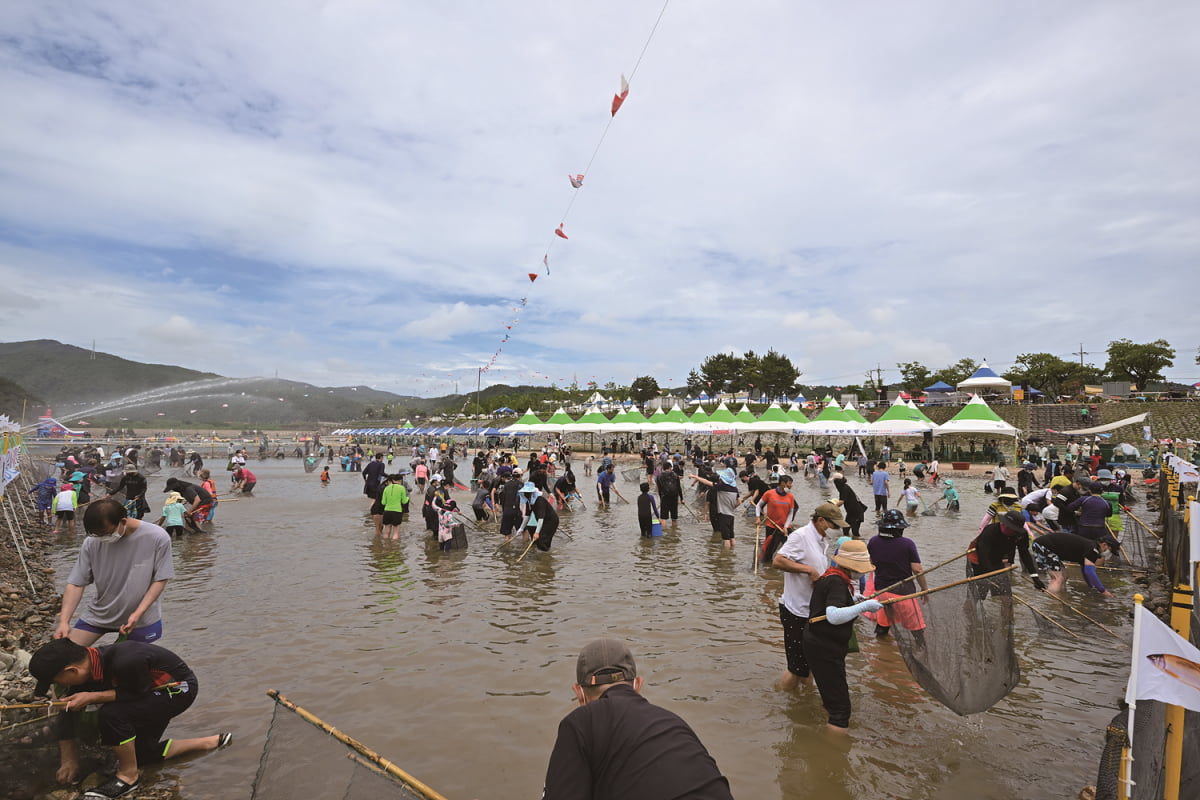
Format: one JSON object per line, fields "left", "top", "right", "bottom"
{"left": 266, "top": 690, "right": 449, "bottom": 800}
{"left": 1031, "top": 581, "right": 1121, "bottom": 639}
{"left": 809, "top": 565, "right": 1016, "bottom": 622}
{"left": 515, "top": 537, "right": 537, "bottom": 563}
{"left": 868, "top": 548, "right": 974, "bottom": 599}
{"left": 1012, "top": 594, "right": 1080, "bottom": 639}
{"left": 1120, "top": 505, "right": 1161, "bottom": 540}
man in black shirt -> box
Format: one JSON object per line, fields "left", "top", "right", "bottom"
{"left": 29, "top": 638, "right": 230, "bottom": 799}
{"left": 543, "top": 639, "right": 733, "bottom": 800}
{"left": 968, "top": 509, "right": 1043, "bottom": 604}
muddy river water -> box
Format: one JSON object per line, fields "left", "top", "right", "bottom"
{"left": 49, "top": 457, "right": 1134, "bottom": 799}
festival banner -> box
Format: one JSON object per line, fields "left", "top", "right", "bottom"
{"left": 0, "top": 415, "right": 22, "bottom": 498}
{"left": 1125, "top": 604, "right": 1200, "bottom": 713}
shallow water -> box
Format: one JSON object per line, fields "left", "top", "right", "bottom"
{"left": 49, "top": 457, "right": 1134, "bottom": 799}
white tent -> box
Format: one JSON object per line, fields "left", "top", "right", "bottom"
{"left": 933, "top": 395, "right": 1018, "bottom": 436}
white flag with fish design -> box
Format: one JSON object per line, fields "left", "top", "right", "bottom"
{"left": 1125, "top": 604, "right": 1200, "bottom": 712}
{"left": 1191, "top": 501, "right": 1200, "bottom": 567}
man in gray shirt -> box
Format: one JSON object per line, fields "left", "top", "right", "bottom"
{"left": 55, "top": 499, "right": 174, "bottom": 645}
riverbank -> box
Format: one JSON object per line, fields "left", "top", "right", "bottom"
{"left": 0, "top": 512, "right": 180, "bottom": 800}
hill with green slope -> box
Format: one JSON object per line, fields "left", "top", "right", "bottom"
{"left": 0, "top": 340, "right": 217, "bottom": 404}
{"left": 0, "top": 376, "right": 43, "bottom": 421}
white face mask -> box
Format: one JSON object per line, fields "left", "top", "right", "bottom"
{"left": 89, "top": 520, "right": 127, "bottom": 543}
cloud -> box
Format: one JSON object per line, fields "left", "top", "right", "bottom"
{"left": 0, "top": 1, "right": 1197, "bottom": 395}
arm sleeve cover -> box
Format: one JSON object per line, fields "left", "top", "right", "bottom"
{"left": 1081, "top": 564, "right": 1107, "bottom": 593}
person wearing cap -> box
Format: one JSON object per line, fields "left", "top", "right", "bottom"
{"left": 54, "top": 498, "right": 174, "bottom": 646}
{"left": 978, "top": 486, "right": 1021, "bottom": 534}
{"left": 690, "top": 467, "right": 739, "bottom": 548}
{"left": 939, "top": 479, "right": 960, "bottom": 512}
{"left": 520, "top": 481, "right": 560, "bottom": 551}
{"left": 28, "top": 637, "right": 230, "bottom": 799}
{"left": 771, "top": 502, "right": 850, "bottom": 690}
{"left": 29, "top": 475, "right": 59, "bottom": 526}
{"left": 866, "top": 510, "right": 928, "bottom": 639}
{"left": 111, "top": 465, "right": 150, "bottom": 519}
{"left": 542, "top": 638, "right": 734, "bottom": 800}
{"left": 1031, "top": 530, "right": 1115, "bottom": 598}
{"left": 1017, "top": 462, "right": 1041, "bottom": 496}
{"left": 51, "top": 480, "right": 78, "bottom": 535}
{"left": 1066, "top": 482, "right": 1116, "bottom": 543}
{"left": 436, "top": 498, "right": 462, "bottom": 550}
{"left": 802, "top": 540, "right": 882, "bottom": 732}
{"left": 968, "top": 507, "right": 1043, "bottom": 601}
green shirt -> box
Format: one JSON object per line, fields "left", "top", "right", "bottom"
{"left": 381, "top": 483, "right": 409, "bottom": 513}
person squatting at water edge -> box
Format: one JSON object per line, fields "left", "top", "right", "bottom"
{"left": 771, "top": 502, "right": 850, "bottom": 690}
{"left": 28, "top": 638, "right": 232, "bottom": 800}
{"left": 542, "top": 638, "right": 734, "bottom": 800}
{"left": 55, "top": 499, "right": 173, "bottom": 646}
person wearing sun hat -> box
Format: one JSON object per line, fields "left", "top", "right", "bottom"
{"left": 771, "top": 502, "right": 849, "bottom": 690}
{"left": 689, "top": 466, "right": 739, "bottom": 548}
{"left": 519, "top": 480, "right": 560, "bottom": 552}
{"left": 801, "top": 539, "right": 881, "bottom": 732}
{"left": 542, "top": 638, "right": 734, "bottom": 800}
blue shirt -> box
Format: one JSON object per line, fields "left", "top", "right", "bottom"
{"left": 872, "top": 469, "right": 890, "bottom": 496}
{"left": 598, "top": 471, "right": 615, "bottom": 489}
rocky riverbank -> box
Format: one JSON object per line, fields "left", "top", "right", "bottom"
{"left": 0, "top": 513, "right": 179, "bottom": 800}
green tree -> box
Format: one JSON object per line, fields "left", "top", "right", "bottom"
{"left": 699, "top": 352, "right": 744, "bottom": 394}
{"left": 629, "top": 375, "right": 661, "bottom": 404}
{"left": 685, "top": 369, "right": 706, "bottom": 396}
{"left": 1003, "top": 353, "right": 1101, "bottom": 400}
{"left": 756, "top": 349, "right": 801, "bottom": 397}
{"left": 1104, "top": 339, "right": 1175, "bottom": 389}
{"left": 931, "top": 358, "right": 979, "bottom": 388}
{"left": 896, "top": 361, "right": 932, "bottom": 394}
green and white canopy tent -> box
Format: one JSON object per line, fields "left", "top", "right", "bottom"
{"left": 806, "top": 400, "right": 870, "bottom": 436}
{"left": 646, "top": 407, "right": 688, "bottom": 433}
{"left": 529, "top": 407, "right": 576, "bottom": 434}
{"left": 569, "top": 408, "right": 611, "bottom": 434}
{"left": 869, "top": 397, "right": 936, "bottom": 437}
{"left": 734, "top": 404, "right": 758, "bottom": 425}
{"left": 700, "top": 401, "right": 740, "bottom": 432}
{"left": 932, "top": 394, "right": 1017, "bottom": 437}
{"left": 747, "top": 402, "right": 801, "bottom": 434}
{"left": 502, "top": 409, "right": 544, "bottom": 434}
{"left": 786, "top": 403, "right": 809, "bottom": 426}
{"left": 687, "top": 405, "right": 711, "bottom": 431}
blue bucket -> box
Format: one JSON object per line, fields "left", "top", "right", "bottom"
{"left": 650, "top": 519, "right": 663, "bottom": 536}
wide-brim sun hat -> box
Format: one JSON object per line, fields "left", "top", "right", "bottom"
{"left": 832, "top": 539, "right": 875, "bottom": 572}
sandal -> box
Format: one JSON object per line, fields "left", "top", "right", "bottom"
{"left": 84, "top": 776, "right": 140, "bottom": 799}
{"left": 217, "top": 731, "right": 234, "bottom": 749}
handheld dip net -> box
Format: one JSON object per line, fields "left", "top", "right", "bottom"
{"left": 887, "top": 564, "right": 1022, "bottom": 716}
{"left": 251, "top": 690, "right": 449, "bottom": 800}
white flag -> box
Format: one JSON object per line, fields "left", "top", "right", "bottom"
{"left": 1126, "top": 605, "right": 1200, "bottom": 712}
{"left": 1191, "top": 501, "right": 1200, "bottom": 567}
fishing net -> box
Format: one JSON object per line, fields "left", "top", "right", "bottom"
{"left": 621, "top": 466, "right": 644, "bottom": 484}
{"left": 889, "top": 566, "right": 1020, "bottom": 716}
{"left": 251, "top": 693, "right": 445, "bottom": 800}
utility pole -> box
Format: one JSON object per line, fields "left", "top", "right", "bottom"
{"left": 1075, "top": 343, "right": 1088, "bottom": 367}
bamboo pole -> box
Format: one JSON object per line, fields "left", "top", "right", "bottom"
{"left": 0, "top": 683, "right": 181, "bottom": 711}
{"left": 1120, "top": 506, "right": 1161, "bottom": 540}
{"left": 1030, "top": 581, "right": 1121, "bottom": 639}
{"left": 515, "top": 537, "right": 537, "bottom": 563}
{"left": 266, "top": 690, "right": 449, "bottom": 800}
{"left": 868, "top": 548, "right": 974, "bottom": 599}
{"left": 1012, "top": 594, "right": 1080, "bottom": 639}
{"left": 810, "top": 565, "right": 1016, "bottom": 622}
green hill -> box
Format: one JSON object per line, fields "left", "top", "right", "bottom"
{"left": 0, "top": 340, "right": 217, "bottom": 404}
{"left": 0, "top": 376, "right": 43, "bottom": 422}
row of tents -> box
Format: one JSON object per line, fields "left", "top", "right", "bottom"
{"left": 497, "top": 395, "right": 1019, "bottom": 438}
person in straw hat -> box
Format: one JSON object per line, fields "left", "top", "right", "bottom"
{"left": 801, "top": 539, "right": 882, "bottom": 732}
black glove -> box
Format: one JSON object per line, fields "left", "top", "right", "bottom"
{"left": 1031, "top": 575, "right": 1047, "bottom": 591}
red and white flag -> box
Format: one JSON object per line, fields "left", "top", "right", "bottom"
{"left": 611, "top": 74, "right": 629, "bottom": 116}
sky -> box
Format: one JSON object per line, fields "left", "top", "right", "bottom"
{"left": 1, "top": 1, "right": 1197, "bottom": 398}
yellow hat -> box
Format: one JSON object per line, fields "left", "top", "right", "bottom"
{"left": 1049, "top": 475, "right": 1071, "bottom": 490}
{"left": 166, "top": 492, "right": 186, "bottom": 505}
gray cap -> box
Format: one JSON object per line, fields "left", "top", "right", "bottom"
{"left": 576, "top": 638, "right": 637, "bottom": 686}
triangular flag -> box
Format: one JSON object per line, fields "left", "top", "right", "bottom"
{"left": 528, "top": 273, "right": 538, "bottom": 282}
{"left": 569, "top": 174, "right": 584, "bottom": 188}
{"left": 611, "top": 74, "right": 629, "bottom": 116}
{"left": 555, "top": 224, "right": 568, "bottom": 240}
{"left": 543, "top": 254, "right": 550, "bottom": 275}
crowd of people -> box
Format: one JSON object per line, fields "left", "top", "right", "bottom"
{"left": 19, "top": 428, "right": 1156, "bottom": 799}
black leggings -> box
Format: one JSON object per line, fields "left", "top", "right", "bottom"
{"left": 802, "top": 635, "right": 851, "bottom": 728}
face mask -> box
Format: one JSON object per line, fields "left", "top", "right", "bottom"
{"left": 777, "top": 487, "right": 789, "bottom": 495}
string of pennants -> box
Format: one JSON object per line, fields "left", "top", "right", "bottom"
{"left": 480, "top": 1, "right": 671, "bottom": 376}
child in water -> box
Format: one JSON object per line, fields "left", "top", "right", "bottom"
{"left": 900, "top": 478, "right": 921, "bottom": 518}
{"left": 940, "top": 479, "right": 960, "bottom": 512}
{"left": 157, "top": 492, "right": 188, "bottom": 538}
{"left": 320, "top": 466, "right": 330, "bottom": 485}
